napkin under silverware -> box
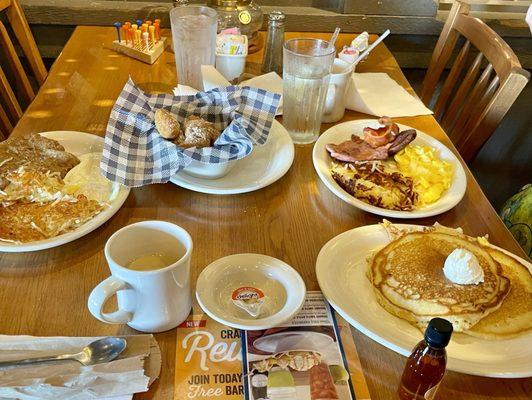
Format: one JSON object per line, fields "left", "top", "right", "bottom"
{"left": 0, "top": 334, "right": 161, "bottom": 400}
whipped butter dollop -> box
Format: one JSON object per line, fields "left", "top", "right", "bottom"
{"left": 443, "top": 248, "right": 484, "bottom": 285}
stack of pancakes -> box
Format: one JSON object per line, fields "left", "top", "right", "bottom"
{"left": 368, "top": 226, "right": 532, "bottom": 339}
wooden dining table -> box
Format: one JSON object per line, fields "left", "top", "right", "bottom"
{"left": 1, "top": 27, "right": 530, "bottom": 399}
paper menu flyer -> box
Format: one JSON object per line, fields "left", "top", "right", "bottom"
{"left": 174, "top": 305, "right": 243, "bottom": 399}
{"left": 242, "top": 291, "right": 371, "bottom": 400}
{"left": 175, "top": 293, "right": 370, "bottom": 400}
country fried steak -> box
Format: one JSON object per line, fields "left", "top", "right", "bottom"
{"left": 0, "top": 133, "right": 79, "bottom": 189}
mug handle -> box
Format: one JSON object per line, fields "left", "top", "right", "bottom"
{"left": 88, "top": 276, "right": 133, "bottom": 324}
{"left": 323, "top": 83, "right": 337, "bottom": 116}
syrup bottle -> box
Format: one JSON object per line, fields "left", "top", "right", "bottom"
{"left": 398, "top": 318, "right": 453, "bottom": 400}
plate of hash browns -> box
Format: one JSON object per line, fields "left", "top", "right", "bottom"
{"left": 0, "top": 131, "right": 129, "bottom": 252}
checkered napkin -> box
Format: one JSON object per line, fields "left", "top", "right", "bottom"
{"left": 101, "top": 78, "right": 280, "bottom": 187}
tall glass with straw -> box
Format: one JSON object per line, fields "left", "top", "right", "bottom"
{"left": 282, "top": 38, "right": 336, "bottom": 144}
{"left": 170, "top": 5, "right": 218, "bottom": 90}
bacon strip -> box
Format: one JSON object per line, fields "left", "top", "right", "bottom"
{"left": 363, "top": 116, "right": 400, "bottom": 148}
{"left": 326, "top": 129, "right": 417, "bottom": 163}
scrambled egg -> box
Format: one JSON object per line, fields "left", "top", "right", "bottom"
{"left": 394, "top": 145, "right": 453, "bottom": 206}
{"left": 64, "top": 153, "right": 119, "bottom": 203}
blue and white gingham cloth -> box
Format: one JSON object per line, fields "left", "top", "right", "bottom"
{"left": 101, "top": 78, "right": 280, "bottom": 187}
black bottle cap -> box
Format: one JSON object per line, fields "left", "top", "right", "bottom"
{"left": 424, "top": 318, "right": 453, "bottom": 348}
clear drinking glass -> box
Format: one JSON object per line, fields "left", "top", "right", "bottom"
{"left": 170, "top": 5, "right": 218, "bottom": 90}
{"left": 282, "top": 38, "right": 335, "bottom": 144}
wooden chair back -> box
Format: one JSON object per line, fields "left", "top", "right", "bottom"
{"left": 0, "top": 0, "right": 47, "bottom": 140}
{"left": 421, "top": 1, "right": 529, "bottom": 162}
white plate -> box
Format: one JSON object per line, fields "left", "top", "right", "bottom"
{"left": 316, "top": 224, "right": 532, "bottom": 378}
{"left": 170, "top": 120, "right": 294, "bottom": 195}
{"left": 0, "top": 131, "right": 130, "bottom": 253}
{"left": 196, "top": 254, "right": 306, "bottom": 330}
{"left": 312, "top": 119, "right": 467, "bottom": 218}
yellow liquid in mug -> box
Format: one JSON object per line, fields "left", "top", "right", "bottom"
{"left": 127, "top": 253, "right": 178, "bottom": 271}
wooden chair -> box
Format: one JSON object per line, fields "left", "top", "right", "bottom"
{"left": 0, "top": 0, "right": 47, "bottom": 140}
{"left": 421, "top": 1, "right": 530, "bottom": 162}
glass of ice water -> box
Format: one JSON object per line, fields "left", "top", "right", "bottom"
{"left": 170, "top": 5, "right": 218, "bottom": 90}
{"left": 282, "top": 38, "right": 336, "bottom": 144}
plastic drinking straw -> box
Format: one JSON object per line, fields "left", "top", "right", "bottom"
{"left": 329, "top": 27, "right": 341, "bottom": 50}
{"left": 352, "top": 29, "right": 391, "bottom": 65}
{"left": 113, "top": 22, "right": 122, "bottom": 42}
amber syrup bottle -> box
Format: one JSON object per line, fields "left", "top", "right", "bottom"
{"left": 398, "top": 318, "right": 453, "bottom": 400}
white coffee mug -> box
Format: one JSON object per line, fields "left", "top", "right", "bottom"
{"left": 322, "top": 58, "right": 354, "bottom": 123}
{"left": 88, "top": 221, "right": 193, "bottom": 333}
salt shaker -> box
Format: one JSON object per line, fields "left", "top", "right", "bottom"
{"left": 261, "top": 11, "right": 285, "bottom": 75}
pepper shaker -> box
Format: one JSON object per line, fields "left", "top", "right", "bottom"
{"left": 173, "top": 0, "right": 189, "bottom": 6}
{"left": 261, "top": 11, "right": 285, "bottom": 75}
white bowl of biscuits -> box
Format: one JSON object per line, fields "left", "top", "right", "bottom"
{"left": 154, "top": 109, "right": 237, "bottom": 179}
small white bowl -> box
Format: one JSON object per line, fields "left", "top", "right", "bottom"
{"left": 215, "top": 34, "right": 248, "bottom": 82}
{"left": 216, "top": 54, "right": 247, "bottom": 82}
{"left": 182, "top": 159, "right": 237, "bottom": 179}
{"left": 196, "top": 254, "right": 306, "bottom": 330}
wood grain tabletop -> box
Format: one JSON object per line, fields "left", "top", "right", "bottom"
{"left": 0, "top": 27, "right": 530, "bottom": 399}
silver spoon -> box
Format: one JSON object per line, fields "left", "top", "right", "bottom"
{"left": 0, "top": 337, "right": 127, "bottom": 368}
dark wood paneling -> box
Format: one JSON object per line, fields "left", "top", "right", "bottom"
{"left": 20, "top": 1, "right": 442, "bottom": 34}
{"left": 341, "top": 0, "right": 437, "bottom": 17}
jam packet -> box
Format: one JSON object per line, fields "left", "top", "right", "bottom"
{"left": 232, "top": 286, "right": 266, "bottom": 318}
{"left": 351, "top": 31, "right": 369, "bottom": 52}
{"left": 339, "top": 47, "right": 359, "bottom": 64}
{"left": 338, "top": 31, "right": 369, "bottom": 64}
{"left": 216, "top": 28, "right": 248, "bottom": 56}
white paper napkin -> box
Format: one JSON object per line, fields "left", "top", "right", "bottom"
{"left": 201, "top": 65, "right": 230, "bottom": 91}
{"left": 174, "top": 66, "right": 284, "bottom": 115}
{"left": 345, "top": 72, "right": 433, "bottom": 117}
{"left": 0, "top": 335, "right": 159, "bottom": 400}
{"left": 240, "top": 72, "right": 283, "bottom": 96}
